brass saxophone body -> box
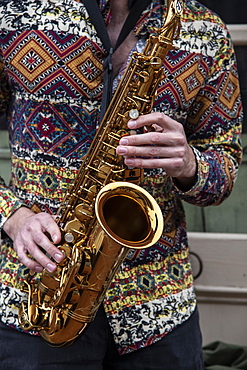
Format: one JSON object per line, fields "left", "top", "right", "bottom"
{"left": 18, "top": 0, "right": 183, "bottom": 346}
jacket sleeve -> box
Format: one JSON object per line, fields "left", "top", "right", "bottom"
{"left": 0, "top": 51, "right": 26, "bottom": 230}
{"left": 0, "top": 177, "right": 27, "bottom": 230}
{"left": 173, "top": 26, "right": 243, "bottom": 207}
{"left": 0, "top": 48, "right": 10, "bottom": 115}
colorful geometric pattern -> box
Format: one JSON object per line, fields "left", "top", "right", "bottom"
{"left": 105, "top": 248, "right": 193, "bottom": 314}
{"left": 9, "top": 99, "right": 99, "bottom": 160}
{"left": 4, "top": 29, "right": 104, "bottom": 98}
{"left": 0, "top": 0, "right": 243, "bottom": 354}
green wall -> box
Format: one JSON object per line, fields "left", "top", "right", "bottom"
{"left": 0, "top": 130, "right": 11, "bottom": 184}
{"left": 184, "top": 134, "right": 247, "bottom": 234}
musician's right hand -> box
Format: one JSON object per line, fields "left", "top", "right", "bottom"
{"left": 3, "top": 207, "right": 64, "bottom": 273}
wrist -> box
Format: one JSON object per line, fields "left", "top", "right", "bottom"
{"left": 3, "top": 206, "right": 34, "bottom": 240}
{"left": 174, "top": 146, "right": 198, "bottom": 191}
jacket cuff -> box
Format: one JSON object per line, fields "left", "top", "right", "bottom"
{"left": 172, "top": 147, "right": 209, "bottom": 198}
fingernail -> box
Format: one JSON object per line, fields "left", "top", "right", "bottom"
{"left": 125, "top": 158, "right": 134, "bottom": 166}
{"left": 54, "top": 253, "right": 64, "bottom": 263}
{"left": 117, "top": 146, "right": 128, "bottom": 155}
{"left": 52, "top": 234, "right": 59, "bottom": 243}
{"left": 128, "top": 120, "right": 136, "bottom": 129}
{"left": 34, "top": 265, "right": 43, "bottom": 273}
{"left": 119, "top": 138, "right": 128, "bottom": 145}
{"left": 46, "top": 263, "right": 56, "bottom": 273}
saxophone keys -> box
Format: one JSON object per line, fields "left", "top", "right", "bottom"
{"left": 138, "top": 70, "right": 150, "bottom": 82}
{"left": 150, "top": 56, "right": 163, "bottom": 69}
{"left": 98, "top": 165, "right": 109, "bottom": 178}
{"left": 18, "top": 302, "right": 36, "bottom": 330}
{"left": 56, "top": 245, "right": 71, "bottom": 265}
{"left": 64, "top": 219, "right": 86, "bottom": 243}
{"left": 129, "top": 130, "right": 137, "bottom": 135}
{"left": 64, "top": 233, "right": 75, "bottom": 243}
{"left": 129, "top": 109, "right": 139, "bottom": 120}
{"left": 75, "top": 204, "right": 93, "bottom": 222}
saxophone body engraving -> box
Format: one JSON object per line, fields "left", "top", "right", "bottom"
{"left": 18, "top": 0, "right": 183, "bottom": 346}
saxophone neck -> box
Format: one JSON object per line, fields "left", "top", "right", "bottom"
{"left": 158, "top": 0, "right": 183, "bottom": 42}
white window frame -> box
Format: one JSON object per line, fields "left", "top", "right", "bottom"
{"left": 228, "top": 24, "right": 247, "bottom": 45}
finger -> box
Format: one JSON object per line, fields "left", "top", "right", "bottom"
{"left": 37, "top": 213, "right": 61, "bottom": 244}
{"left": 33, "top": 229, "right": 64, "bottom": 260}
{"left": 124, "top": 156, "right": 184, "bottom": 174}
{"left": 16, "top": 242, "right": 44, "bottom": 273}
{"left": 14, "top": 217, "right": 64, "bottom": 271}
{"left": 27, "top": 239, "right": 59, "bottom": 272}
{"left": 25, "top": 214, "right": 63, "bottom": 260}
{"left": 118, "top": 130, "right": 184, "bottom": 149}
{"left": 20, "top": 212, "right": 61, "bottom": 245}
{"left": 117, "top": 141, "right": 184, "bottom": 158}
{"left": 15, "top": 233, "right": 60, "bottom": 273}
{"left": 128, "top": 113, "right": 178, "bottom": 131}
{"left": 118, "top": 132, "right": 164, "bottom": 147}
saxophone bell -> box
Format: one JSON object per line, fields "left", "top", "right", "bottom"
{"left": 95, "top": 182, "right": 163, "bottom": 249}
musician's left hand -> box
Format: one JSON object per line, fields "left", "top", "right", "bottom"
{"left": 116, "top": 112, "right": 197, "bottom": 190}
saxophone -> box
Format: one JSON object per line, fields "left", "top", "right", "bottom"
{"left": 18, "top": 0, "right": 183, "bottom": 346}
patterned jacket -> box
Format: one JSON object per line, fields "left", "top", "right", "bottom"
{"left": 0, "top": 0, "right": 242, "bottom": 355}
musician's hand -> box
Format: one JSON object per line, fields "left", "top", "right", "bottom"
{"left": 3, "top": 207, "right": 63, "bottom": 273}
{"left": 116, "top": 112, "right": 197, "bottom": 190}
